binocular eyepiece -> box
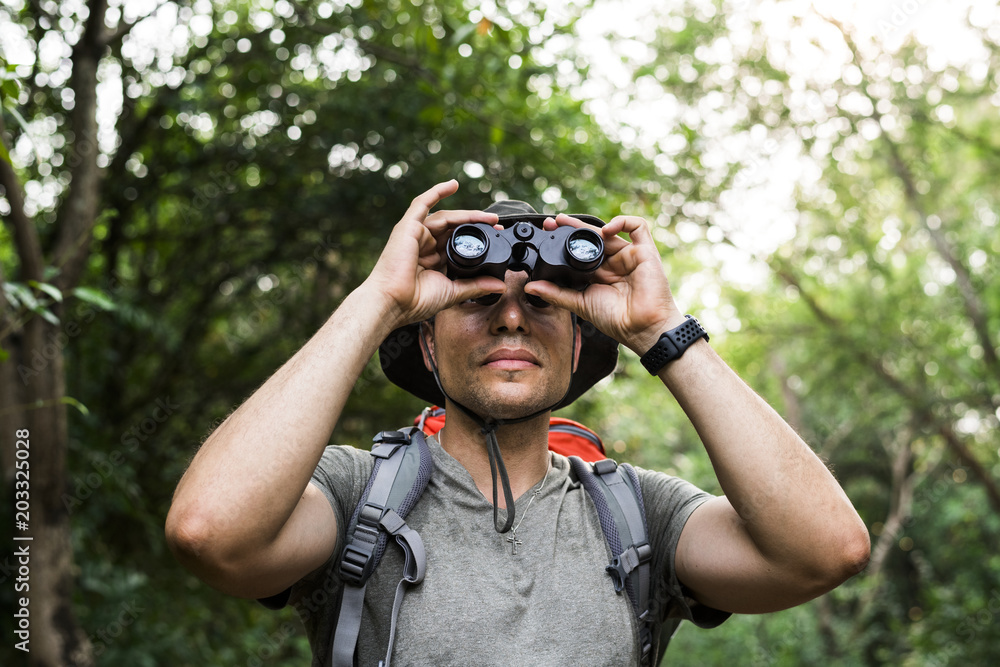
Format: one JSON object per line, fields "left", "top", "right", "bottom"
{"left": 446, "top": 221, "right": 604, "bottom": 291}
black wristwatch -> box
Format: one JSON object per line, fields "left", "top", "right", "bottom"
{"left": 639, "top": 315, "right": 709, "bottom": 375}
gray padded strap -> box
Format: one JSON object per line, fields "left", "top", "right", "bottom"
{"left": 597, "top": 465, "right": 652, "bottom": 617}
{"left": 332, "top": 429, "right": 432, "bottom": 667}
{"left": 378, "top": 510, "right": 426, "bottom": 667}
{"left": 569, "top": 456, "right": 654, "bottom": 666}
{"left": 365, "top": 444, "right": 407, "bottom": 513}
{"left": 332, "top": 583, "right": 367, "bottom": 667}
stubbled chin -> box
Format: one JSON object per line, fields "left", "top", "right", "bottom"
{"left": 439, "top": 364, "right": 571, "bottom": 419}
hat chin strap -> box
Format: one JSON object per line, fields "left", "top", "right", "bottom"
{"left": 418, "top": 323, "right": 577, "bottom": 534}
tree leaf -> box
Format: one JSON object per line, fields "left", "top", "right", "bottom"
{"left": 5, "top": 281, "right": 37, "bottom": 310}
{"left": 29, "top": 302, "right": 60, "bottom": 325}
{"left": 61, "top": 396, "right": 91, "bottom": 416}
{"left": 71, "top": 286, "right": 117, "bottom": 311}
{"left": 29, "top": 280, "right": 64, "bottom": 303}
{"left": 1, "top": 78, "right": 19, "bottom": 105}
{"left": 2, "top": 281, "right": 22, "bottom": 308}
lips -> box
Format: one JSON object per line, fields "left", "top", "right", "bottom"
{"left": 482, "top": 347, "right": 540, "bottom": 370}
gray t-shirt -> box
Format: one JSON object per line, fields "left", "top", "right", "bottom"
{"left": 287, "top": 436, "right": 728, "bottom": 666}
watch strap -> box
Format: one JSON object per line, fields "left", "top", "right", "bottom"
{"left": 639, "top": 315, "right": 709, "bottom": 375}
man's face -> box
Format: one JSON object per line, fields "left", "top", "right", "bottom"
{"left": 422, "top": 271, "right": 581, "bottom": 420}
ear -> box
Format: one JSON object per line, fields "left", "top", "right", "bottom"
{"left": 572, "top": 320, "right": 582, "bottom": 373}
{"left": 419, "top": 320, "right": 437, "bottom": 372}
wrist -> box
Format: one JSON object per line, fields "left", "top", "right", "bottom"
{"left": 345, "top": 281, "right": 407, "bottom": 338}
{"left": 624, "top": 311, "right": 689, "bottom": 356}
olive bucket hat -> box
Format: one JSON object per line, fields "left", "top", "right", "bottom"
{"left": 378, "top": 200, "right": 619, "bottom": 410}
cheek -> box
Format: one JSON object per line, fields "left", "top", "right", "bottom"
{"left": 538, "top": 325, "right": 576, "bottom": 365}
{"left": 434, "top": 318, "right": 484, "bottom": 364}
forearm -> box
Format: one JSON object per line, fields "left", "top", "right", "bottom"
{"left": 654, "top": 337, "right": 868, "bottom": 578}
{"left": 166, "top": 282, "right": 399, "bottom": 563}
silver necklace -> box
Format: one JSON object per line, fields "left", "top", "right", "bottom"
{"left": 438, "top": 429, "right": 550, "bottom": 555}
{"left": 505, "top": 462, "right": 550, "bottom": 556}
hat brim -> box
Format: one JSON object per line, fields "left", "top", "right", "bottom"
{"left": 379, "top": 318, "right": 618, "bottom": 410}
{"left": 494, "top": 212, "right": 608, "bottom": 229}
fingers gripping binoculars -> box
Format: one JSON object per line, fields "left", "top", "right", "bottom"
{"left": 445, "top": 221, "right": 605, "bottom": 290}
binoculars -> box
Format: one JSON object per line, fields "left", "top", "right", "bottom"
{"left": 446, "top": 221, "right": 604, "bottom": 291}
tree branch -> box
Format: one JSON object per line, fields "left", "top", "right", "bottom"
{"left": 855, "top": 422, "right": 919, "bottom": 630}
{"left": 880, "top": 134, "right": 1000, "bottom": 383}
{"left": 0, "top": 115, "right": 45, "bottom": 283}
{"left": 831, "top": 19, "right": 1000, "bottom": 385}
{"left": 775, "top": 267, "right": 1000, "bottom": 514}
{"left": 867, "top": 426, "right": 917, "bottom": 580}
{"left": 51, "top": 0, "right": 108, "bottom": 292}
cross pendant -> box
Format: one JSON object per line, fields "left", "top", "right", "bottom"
{"left": 506, "top": 533, "right": 522, "bottom": 555}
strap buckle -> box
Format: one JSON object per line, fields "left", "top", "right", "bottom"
{"left": 373, "top": 430, "right": 410, "bottom": 445}
{"left": 605, "top": 542, "right": 652, "bottom": 592}
{"left": 339, "top": 507, "right": 383, "bottom": 585}
{"left": 593, "top": 459, "right": 618, "bottom": 475}
{"left": 372, "top": 431, "right": 411, "bottom": 459}
{"left": 638, "top": 623, "right": 654, "bottom": 661}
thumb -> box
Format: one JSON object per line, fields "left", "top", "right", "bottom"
{"left": 523, "top": 280, "right": 586, "bottom": 314}
{"left": 451, "top": 275, "right": 507, "bottom": 302}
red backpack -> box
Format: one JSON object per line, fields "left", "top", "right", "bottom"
{"left": 414, "top": 406, "right": 607, "bottom": 462}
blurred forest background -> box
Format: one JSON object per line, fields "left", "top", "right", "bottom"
{"left": 1, "top": 0, "right": 998, "bottom": 665}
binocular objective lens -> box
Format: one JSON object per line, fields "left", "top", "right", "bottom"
{"left": 568, "top": 232, "right": 602, "bottom": 262}
{"left": 453, "top": 232, "right": 487, "bottom": 259}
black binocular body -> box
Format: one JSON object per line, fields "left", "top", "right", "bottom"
{"left": 445, "top": 221, "right": 605, "bottom": 291}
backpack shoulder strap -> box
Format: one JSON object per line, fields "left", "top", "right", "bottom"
{"left": 569, "top": 456, "right": 654, "bottom": 667}
{"left": 331, "top": 428, "right": 434, "bottom": 667}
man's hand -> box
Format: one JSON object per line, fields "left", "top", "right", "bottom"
{"left": 523, "top": 213, "right": 685, "bottom": 354}
{"left": 364, "top": 180, "right": 507, "bottom": 329}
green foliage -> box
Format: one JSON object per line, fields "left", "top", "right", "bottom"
{"left": 2, "top": 0, "right": 998, "bottom": 664}
{"left": 622, "top": 2, "right": 1000, "bottom": 664}
{"left": 0, "top": 0, "right": 652, "bottom": 664}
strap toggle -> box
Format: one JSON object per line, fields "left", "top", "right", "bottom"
{"left": 605, "top": 542, "right": 652, "bottom": 592}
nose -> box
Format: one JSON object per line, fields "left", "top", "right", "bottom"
{"left": 489, "top": 273, "right": 530, "bottom": 335}
{"left": 489, "top": 292, "right": 529, "bottom": 334}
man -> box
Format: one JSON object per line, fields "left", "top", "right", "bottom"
{"left": 166, "top": 180, "right": 870, "bottom": 665}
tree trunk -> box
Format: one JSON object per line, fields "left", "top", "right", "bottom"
{"left": 0, "top": 1, "right": 110, "bottom": 660}
{"left": 2, "top": 311, "right": 95, "bottom": 665}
